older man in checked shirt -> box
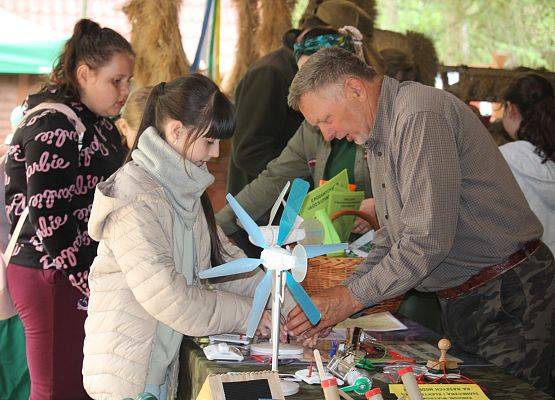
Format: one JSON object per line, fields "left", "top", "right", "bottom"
{"left": 285, "top": 48, "right": 554, "bottom": 394}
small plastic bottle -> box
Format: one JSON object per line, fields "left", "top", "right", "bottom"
{"left": 398, "top": 367, "right": 424, "bottom": 400}
{"left": 365, "top": 388, "right": 385, "bottom": 400}
{"left": 345, "top": 368, "right": 371, "bottom": 385}
{"left": 341, "top": 368, "right": 372, "bottom": 394}
{"left": 321, "top": 377, "right": 341, "bottom": 400}
{"left": 136, "top": 393, "right": 157, "bottom": 400}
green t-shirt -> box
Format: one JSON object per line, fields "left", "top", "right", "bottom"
{"left": 323, "top": 139, "right": 357, "bottom": 185}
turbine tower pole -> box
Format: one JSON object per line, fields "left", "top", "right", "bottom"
{"left": 271, "top": 269, "right": 283, "bottom": 371}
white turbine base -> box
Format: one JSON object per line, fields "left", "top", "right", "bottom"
{"left": 250, "top": 341, "right": 303, "bottom": 358}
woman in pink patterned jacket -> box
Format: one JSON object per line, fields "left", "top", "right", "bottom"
{"left": 4, "top": 18, "right": 134, "bottom": 399}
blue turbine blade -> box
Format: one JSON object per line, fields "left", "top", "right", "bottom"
{"left": 277, "top": 179, "right": 310, "bottom": 245}
{"left": 198, "top": 258, "right": 261, "bottom": 279}
{"left": 246, "top": 270, "right": 273, "bottom": 338}
{"left": 285, "top": 271, "right": 321, "bottom": 325}
{"left": 304, "top": 243, "right": 348, "bottom": 258}
{"left": 226, "top": 193, "right": 268, "bottom": 249}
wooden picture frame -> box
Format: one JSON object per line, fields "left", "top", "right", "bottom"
{"left": 197, "top": 370, "right": 285, "bottom": 400}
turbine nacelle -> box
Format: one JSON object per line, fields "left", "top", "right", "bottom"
{"left": 256, "top": 226, "right": 306, "bottom": 248}
{"left": 260, "top": 245, "right": 308, "bottom": 281}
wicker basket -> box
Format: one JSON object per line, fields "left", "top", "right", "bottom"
{"left": 301, "top": 210, "right": 404, "bottom": 315}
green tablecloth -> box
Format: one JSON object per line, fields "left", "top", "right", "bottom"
{"left": 0, "top": 315, "right": 30, "bottom": 400}
{"left": 177, "top": 338, "right": 343, "bottom": 400}
{"left": 176, "top": 338, "right": 553, "bottom": 400}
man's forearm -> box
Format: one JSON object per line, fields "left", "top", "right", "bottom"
{"left": 343, "top": 225, "right": 391, "bottom": 288}
{"left": 216, "top": 205, "right": 240, "bottom": 235}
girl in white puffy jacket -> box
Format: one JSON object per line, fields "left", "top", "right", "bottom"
{"left": 83, "top": 75, "right": 274, "bottom": 400}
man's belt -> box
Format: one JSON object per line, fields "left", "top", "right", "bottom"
{"left": 437, "top": 240, "right": 541, "bottom": 300}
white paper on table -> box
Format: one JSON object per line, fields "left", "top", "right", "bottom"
{"left": 335, "top": 311, "right": 408, "bottom": 332}
{"left": 348, "top": 229, "right": 375, "bottom": 257}
{"left": 318, "top": 327, "right": 348, "bottom": 341}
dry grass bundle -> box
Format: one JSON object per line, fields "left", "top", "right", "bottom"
{"left": 303, "top": 0, "right": 322, "bottom": 18}
{"left": 406, "top": 31, "right": 439, "bottom": 86}
{"left": 350, "top": 0, "right": 382, "bottom": 73}
{"left": 371, "top": 28, "right": 412, "bottom": 56}
{"left": 222, "top": 0, "right": 260, "bottom": 95}
{"left": 302, "top": 0, "right": 377, "bottom": 30}
{"left": 372, "top": 29, "right": 439, "bottom": 86}
{"left": 255, "top": 0, "right": 296, "bottom": 57}
{"left": 441, "top": 66, "right": 555, "bottom": 102}
{"left": 123, "top": 0, "right": 190, "bottom": 87}
{"left": 345, "top": 0, "right": 377, "bottom": 22}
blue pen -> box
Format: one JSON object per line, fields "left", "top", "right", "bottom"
{"left": 329, "top": 340, "right": 338, "bottom": 358}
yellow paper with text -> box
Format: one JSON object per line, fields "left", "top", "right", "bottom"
{"left": 299, "top": 169, "right": 349, "bottom": 219}
{"left": 389, "top": 384, "right": 489, "bottom": 400}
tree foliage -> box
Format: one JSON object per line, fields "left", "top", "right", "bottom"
{"left": 375, "top": 0, "right": 554, "bottom": 70}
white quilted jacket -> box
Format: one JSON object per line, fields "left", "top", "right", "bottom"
{"left": 82, "top": 162, "right": 264, "bottom": 399}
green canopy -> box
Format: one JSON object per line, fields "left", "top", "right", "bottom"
{"left": 0, "top": 40, "right": 66, "bottom": 74}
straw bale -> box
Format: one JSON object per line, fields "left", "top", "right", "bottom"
{"left": 442, "top": 66, "right": 555, "bottom": 102}
{"left": 123, "top": 0, "right": 190, "bottom": 87}
{"left": 222, "top": 0, "right": 260, "bottom": 95}
{"left": 256, "top": 0, "right": 296, "bottom": 56}
{"left": 406, "top": 31, "right": 439, "bottom": 86}
{"left": 303, "top": 0, "right": 377, "bottom": 25}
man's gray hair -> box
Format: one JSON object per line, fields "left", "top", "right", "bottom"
{"left": 288, "top": 47, "right": 377, "bottom": 111}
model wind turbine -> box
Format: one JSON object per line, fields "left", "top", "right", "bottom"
{"left": 199, "top": 178, "right": 347, "bottom": 374}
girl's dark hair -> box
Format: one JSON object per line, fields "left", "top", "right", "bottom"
{"left": 504, "top": 73, "right": 554, "bottom": 163}
{"left": 128, "top": 74, "right": 235, "bottom": 266}
{"left": 43, "top": 19, "right": 134, "bottom": 100}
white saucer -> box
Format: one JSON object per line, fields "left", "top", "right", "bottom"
{"left": 294, "top": 368, "right": 344, "bottom": 385}
{"left": 250, "top": 342, "right": 304, "bottom": 358}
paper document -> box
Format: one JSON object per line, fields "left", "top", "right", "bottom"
{"left": 327, "top": 190, "right": 364, "bottom": 241}
{"left": 319, "top": 328, "right": 347, "bottom": 341}
{"left": 384, "top": 341, "right": 463, "bottom": 364}
{"left": 299, "top": 169, "right": 349, "bottom": 219}
{"left": 389, "top": 384, "right": 490, "bottom": 399}
{"left": 348, "top": 229, "right": 375, "bottom": 257}
{"left": 336, "top": 311, "right": 408, "bottom": 332}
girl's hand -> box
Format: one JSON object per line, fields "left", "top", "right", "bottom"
{"left": 256, "top": 310, "right": 288, "bottom": 342}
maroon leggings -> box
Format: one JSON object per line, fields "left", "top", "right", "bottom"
{"left": 7, "top": 263, "right": 91, "bottom": 400}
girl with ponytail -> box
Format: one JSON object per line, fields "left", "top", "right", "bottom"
{"left": 4, "top": 18, "right": 134, "bottom": 399}
{"left": 500, "top": 73, "right": 555, "bottom": 254}
{"left": 83, "top": 75, "right": 274, "bottom": 399}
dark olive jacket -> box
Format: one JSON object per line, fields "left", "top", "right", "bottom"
{"left": 227, "top": 46, "right": 304, "bottom": 195}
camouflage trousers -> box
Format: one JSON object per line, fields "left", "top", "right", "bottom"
{"left": 440, "top": 242, "right": 555, "bottom": 395}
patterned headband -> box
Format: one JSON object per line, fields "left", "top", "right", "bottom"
{"left": 294, "top": 33, "right": 356, "bottom": 61}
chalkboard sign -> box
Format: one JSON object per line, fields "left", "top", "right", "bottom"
{"left": 202, "top": 371, "right": 285, "bottom": 400}
{"left": 222, "top": 379, "right": 272, "bottom": 399}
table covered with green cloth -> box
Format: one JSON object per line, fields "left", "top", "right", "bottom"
{"left": 176, "top": 339, "right": 552, "bottom": 400}
{"left": 0, "top": 315, "right": 30, "bottom": 400}
{"left": 176, "top": 316, "right": 553, "bottom": 400}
